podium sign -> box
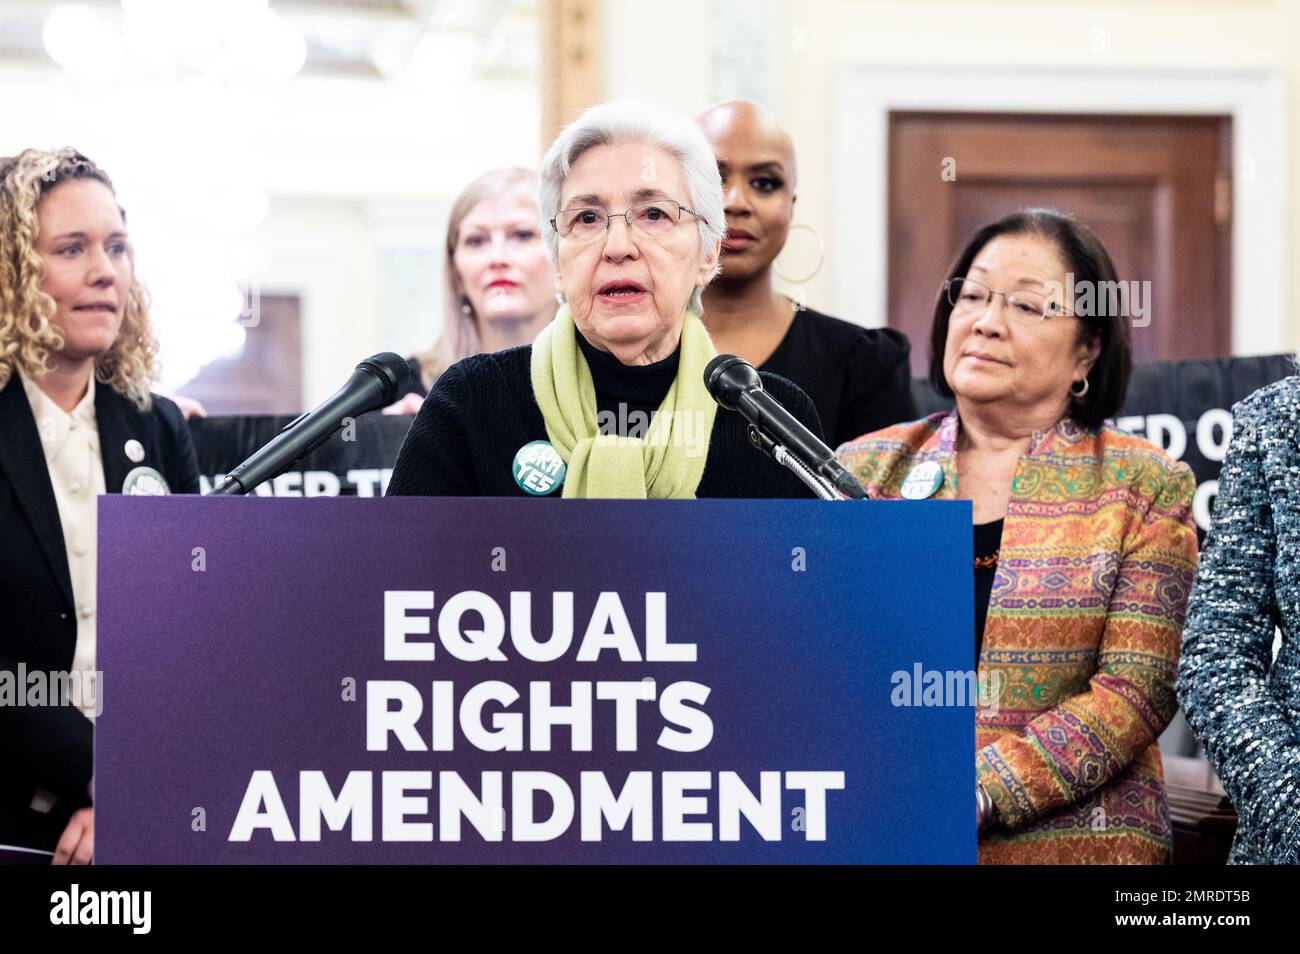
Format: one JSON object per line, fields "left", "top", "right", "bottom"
{"left": 96, "top": 497, "right": 975, "bottom": 863}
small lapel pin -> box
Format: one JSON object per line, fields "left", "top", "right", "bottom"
{"left": 900, "top": 460, "right": 944, "bottom": 500}
{"left": 122, "top": 466, "right": 170, "bottom": 496}
{"left": 513, "top": 441, "right": 566, "bottom": 496}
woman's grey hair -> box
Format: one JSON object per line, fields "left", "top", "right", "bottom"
{"left": 539, "top": 99, "right": 725, "bottom": 315}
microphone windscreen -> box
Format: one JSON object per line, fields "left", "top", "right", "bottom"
{"left": 704, "top": 353, "right": 736, "bottom": 391}
{"left": 356, "top": 352, "right": 411, "bottom": 405}
{"left": 703, "top": 354, "right": 762, "bottom": 409}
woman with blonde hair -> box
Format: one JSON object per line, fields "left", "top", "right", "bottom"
{"left": 385, "top": 167, "right": 558, "bottom": 412}
{"left": 0, "top": 148, "right": 198, "bottom": 863}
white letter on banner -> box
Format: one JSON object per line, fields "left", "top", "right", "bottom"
{"left": 229, "top": 771, "right": 296, "bottom": 841}
{"left": 366, "top": 681, "right": 427, "bottom": 752}
{"left": 510, "top": 592, "right": 575, "bottom": 661}
{"left": 1144, "top": 414, "right": 1187, "bottom": 460}
{"left": 662, "top": 771, "right": 713, "bottom": 840}
{"left": 272, "top": 472, "right": 301, "bottom": 496}
{"left": 439, "top": 771, "right": 504, "bottom": 842}
{"left": 1193, "top": 480, "right": 1218, "bottom": 532}
{"left": 596, "top": 681, "right": 652, "bottom": 751}
{"left": 576, "top": 592, "right": 642, "bottom": 661}
{"left": 644, "top": 592, "right": 695, "bottom": 661}
{"left": 1196, "top": 408, "right": 1233, "bottom": 462}
{"left": 439, "top": 591, "right": 507, "bottom": 661}
{"left": 1114, "top": 415, "right": 1144, "bottom": 437}
{"left": 460, "top": 681, "right": 523, "bottom": 751}
{"left": 299, "top": 771, "right": 373, "bottom": 841}
{"left": 347, "top": 469, "right": 382, "bottom": 497}
{"left": 384, "top": 591, "right": 435, "bottom": 661}
{"left": 382, "top": 771, "right": 433, "bottom": 841}
{"left": 657, "top": 681, "right": 713, "bottom": 752}
{"left": 580, "top": 771, "right": 653, "bottom": 841}
{"left": 511, "top": 772, "right": 575, "bottom": 841}
{"left": 303, "top": 471, "right": 340, "bottom": 496}
{"left": 719, "top": 771, "right": 783, "bottom": 841}
{"left": 785, "top": 772, "right": 846, "bottom": 841}
{"left": 529, "top": 681, "right": 593, "bottom": 751}
{"left": 431, "top": 681, "right": 455, "bottom": 751}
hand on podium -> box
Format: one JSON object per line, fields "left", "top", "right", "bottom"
{"left": 53, "top": 807, "right": 93, "bottom": 865}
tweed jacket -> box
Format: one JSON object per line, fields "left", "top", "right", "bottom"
{"left": 1178, "top": 377, "right": 1300, "bottom": 864}
{"left": 838, "top": 410, "right": 1199, "bottom": 864}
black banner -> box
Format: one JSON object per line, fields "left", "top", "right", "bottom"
{"left": 191, "top": 413, "right": 411, "bottom": 497}
{"left": 192, "top": 353, "right": 1298, "bottom": 532}
{"left": 912, "top": 352, "right": 1297, "bottom": 532}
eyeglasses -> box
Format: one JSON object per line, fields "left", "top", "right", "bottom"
{"left": 550, "top": 199, "right": 706, "bottom": 243}
{"left": 943, "top": 276, "right": 1072, "bottom": 324}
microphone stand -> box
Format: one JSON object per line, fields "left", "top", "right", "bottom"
{"left": 746, "top": 426, "right": 844, "bottom": 501}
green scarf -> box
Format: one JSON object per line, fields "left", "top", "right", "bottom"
{"left": 530, "top": 304, "right": 717, "bottom": 499}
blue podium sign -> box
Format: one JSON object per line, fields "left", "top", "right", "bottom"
{"left": 96, "top": 497, "right": 975, "bottom": 863}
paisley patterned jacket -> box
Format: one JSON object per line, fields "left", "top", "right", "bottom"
{"left": 838, "top": 410, "right": 1198, "bottom": 863}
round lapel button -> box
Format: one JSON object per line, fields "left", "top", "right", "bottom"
{"left": 513, "top": 441, "right": 566, "bottom": 496}
{"left": 900, "top": 460, "right": 944, "bottom": 500}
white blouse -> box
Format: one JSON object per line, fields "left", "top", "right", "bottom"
{"left": 19, "top": 371, "right": 105, "bottom": 721}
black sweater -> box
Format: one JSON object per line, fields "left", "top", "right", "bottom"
{"left": 398, "top": 310, "right": 916, "bottom": 449}
{"left": 759, "top": 307, "right": 916, "bottom": 449}
{"left": 386, "top": 343, "right": 823, "bottom": 499}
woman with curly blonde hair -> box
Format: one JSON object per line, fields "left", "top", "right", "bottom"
{"left": 0, "top": 147, "right": 198, "bottom": 863}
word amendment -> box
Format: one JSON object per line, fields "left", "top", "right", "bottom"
{"left": 227, "top": 590, "right": 847, "bottom": 845}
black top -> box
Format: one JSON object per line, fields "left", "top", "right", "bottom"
{"left": 974, "top": 518, "right": 1004, "bottom": 662}
{"left": 578, "top": 331, "right": 679, "bottom": 437}
{"left": 386, "top": 343, "right": 823, "bottom": 499}
{"left": 0, "top": 374, "right": 199, "bottom": 851}
{"left": 759, "top": 307, "right": 916, "bottom": 449}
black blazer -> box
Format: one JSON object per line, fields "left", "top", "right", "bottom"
{"left": 0, "top": 373, "right": 199, "bottom": 851}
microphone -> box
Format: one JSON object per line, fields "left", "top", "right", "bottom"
{"left": 208, "top": 352, "right": 410, "bottom": 496}
{"left": 704, "top": 354, "right": 866, "bottom": 499}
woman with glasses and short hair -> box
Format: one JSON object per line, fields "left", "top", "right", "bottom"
{"left": 837, "top": 208, "right": 1198, "bottom": 863}
{"left": 387, "top": 100, "right": 821, "bottom": 500}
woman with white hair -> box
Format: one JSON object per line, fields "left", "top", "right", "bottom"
{"left": 387, "top": 101, "right": 821, "bottom": 499}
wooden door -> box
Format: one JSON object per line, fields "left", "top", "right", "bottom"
{"left": 889, "top": 113, "right": 1232, "bottom": 375}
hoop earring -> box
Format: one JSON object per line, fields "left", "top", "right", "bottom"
{"left": 773, "top": 223, "right": 825, "bottom": 285}
{"left": 1071, "top": 377, "right": 1090, "bottom": 398}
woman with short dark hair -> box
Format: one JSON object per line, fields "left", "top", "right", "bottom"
{"left": 837, "top": 208, "right": 1198, "bottom": 863}
{"left": 925, "top": 209, "right": 1132, "bottom": 428}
